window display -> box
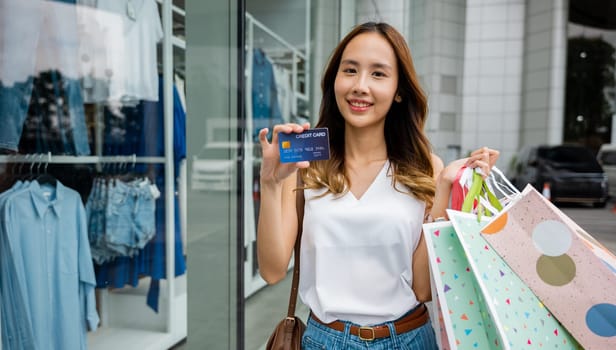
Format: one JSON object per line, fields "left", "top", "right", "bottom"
{"left": 242, "top": 11, "right": 311, "bottom": 298}
{"left": 0, "top": 0, "right": 187, "bottom": 349}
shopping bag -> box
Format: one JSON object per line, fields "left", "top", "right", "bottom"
{"left": 424, "top": 219, "right": 503, "bottom": 350}
{"left": 424, "top": 211, "right": 582, "bottom": 349}
{"left": 480, "top": 185, "right": 616, "bottom": 350}
{"left": 449, "top": 210, "right": 582, "bottom": 349}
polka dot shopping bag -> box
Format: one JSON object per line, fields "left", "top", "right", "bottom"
{"left": 480, "top": 184, "right": 616, "bottom": 350}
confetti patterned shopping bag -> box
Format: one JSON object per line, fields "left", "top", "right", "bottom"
{"left": 424, "top": 220, "right": 503, "bottom": 350}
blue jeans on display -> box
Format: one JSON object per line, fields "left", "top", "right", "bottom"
{"left": 24, "top": 72, "right": 91, "bottom": 155}
{"left": 86, "top": 178, "right": 156, "bottom": 264}
{"left": 1, "top": 72, "right": 91, "bottom": 155}
{"left": 302, "top": 310, "right": 438, "bottom": 350}
{"left": 0, "top": 79, "right": 34, "bottom": 152}
{"left": 86, "top": 179, "right": 107, "bottom": 263}
{"left": 104, "top": 179, "right": 156, "bottom": 257}
{"left": 64, "top": 77, "right": 91, "bottom": 155}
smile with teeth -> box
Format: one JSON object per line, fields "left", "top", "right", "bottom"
{"left": 348, "top": 100, "right": 372, "bottom": 108}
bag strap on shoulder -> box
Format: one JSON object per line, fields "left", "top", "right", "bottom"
{"left": 286, "top": 172, "right": 304, "bottom": 318}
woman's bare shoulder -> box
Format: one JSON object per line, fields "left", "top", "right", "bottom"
{"left": 431, "top": 153, "right": 444, "bottom": 178}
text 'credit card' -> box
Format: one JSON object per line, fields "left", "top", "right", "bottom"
{"left": 278, "top": 128, "right": 330, "bottom": 163}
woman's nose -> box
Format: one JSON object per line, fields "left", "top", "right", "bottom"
{"left": 352, "top": 74, "right": 369, "bottom": 94}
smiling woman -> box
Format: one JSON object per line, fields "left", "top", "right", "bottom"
{"left": 256, "top": 21, "right": 499, "bottom": 350}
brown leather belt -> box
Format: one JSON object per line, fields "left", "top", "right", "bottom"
{"left": 310, "top": 303, "right": 429, "bottom": 341}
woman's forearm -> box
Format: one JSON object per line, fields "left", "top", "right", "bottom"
{"left": 256, "top": 174, "right": 298, "bottom": 284}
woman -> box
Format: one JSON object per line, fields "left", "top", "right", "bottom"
{"left": 257, "top": 22, "right": 498, "bottom": 349}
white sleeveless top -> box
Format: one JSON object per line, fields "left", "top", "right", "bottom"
{"left": 299, "top": 161, "right": 426, "bottom": 325}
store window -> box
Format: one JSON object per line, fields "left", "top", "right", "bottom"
{"left": 0, "top": 0, "right": 187, "bottom": 349}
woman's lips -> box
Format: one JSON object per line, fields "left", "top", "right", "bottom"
{"left": 348, "top": 99, "right": 372, "bottom": 112}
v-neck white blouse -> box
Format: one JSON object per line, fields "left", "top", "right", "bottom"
{"left": 299, "top": 161, "right": 426, "bottom": 325}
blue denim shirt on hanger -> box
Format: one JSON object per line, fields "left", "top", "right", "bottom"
{"left": 0, "top": 182, "right": 35, "bottom": 350}
{"left": 0, "top": 181, "right": 98, "bottom": 350}
{"left": 252, "top": 48, "right": 283, "bottom": 142}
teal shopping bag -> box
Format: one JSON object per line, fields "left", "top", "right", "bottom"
{"left": 424, "top": 219, "right": 503, "bottom": 350}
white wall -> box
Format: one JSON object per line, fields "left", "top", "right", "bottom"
{"left": 520, "top": 0, "right": 568, "bottom": 148}
{"left": 310, "top": 0, "right": 341, "bottom": 121}
{"left": 461, "top": 0, "right": 526, "bottom": 169}
{"left": 355, "top": 0, "right": 406, "bottom": 33}
{"left": 418, "top": 0, "right": 466, "bottom": 165}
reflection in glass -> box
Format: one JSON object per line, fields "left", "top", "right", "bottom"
{"left": 0, "top": 0, "right": 187, "bottom": 348}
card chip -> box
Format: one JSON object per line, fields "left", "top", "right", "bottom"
{"left": 281, "top": 141, "right": 291, "bottom": 149}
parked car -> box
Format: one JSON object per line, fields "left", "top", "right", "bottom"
{"left": 509, "top": 144, "right": 609, "bottom": 207}
{"left": 597, "top": 143, "right": 616, "bottom": 198}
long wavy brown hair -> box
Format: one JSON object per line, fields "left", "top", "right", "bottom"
{"left": 301, "top": 22, "right": 435, "bottom": 207}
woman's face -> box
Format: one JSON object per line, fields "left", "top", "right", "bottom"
{"left": 334, "top": 32, "right": 399, "bottom": 130}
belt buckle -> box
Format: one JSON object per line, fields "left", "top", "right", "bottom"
{"left": 358, "top": 326, "right": 375, "bottom": 341}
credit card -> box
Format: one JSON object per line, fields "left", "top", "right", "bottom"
{"left": 278, "top": 127, "right": 331, "bottom": 163}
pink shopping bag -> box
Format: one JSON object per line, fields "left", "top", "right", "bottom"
{"left": 480, "top": 185, "right": 616, "bottom": 350}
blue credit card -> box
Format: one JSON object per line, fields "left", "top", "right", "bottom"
{"left": 278, "top": 128, "right": 331, "bottom": 163}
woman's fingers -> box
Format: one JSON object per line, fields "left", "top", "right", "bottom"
{"left": 469, "top": 147, "right": 499, "bottom": 166}
{"left": 270, "top": 123, "right": 311, "bottom": 145}
{"left": 466, "top": 147, "right": 500, "bottom": 178}
{"left": 259, "top": 123, "right": 312, "bottom": 184}
{"left": 295, "top": 160, "right": 310, "bottom": 169}
{"left": 258, "top": 128, "right": 271, "bottom": 146}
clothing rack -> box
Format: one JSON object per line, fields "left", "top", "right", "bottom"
{"left": 245, "top": 12, "right": 309, "bottom": 102}
{"left": 243, "top": 9, "right": 311, "bottom": 298}
{"left": 156, "top": 0, "right": 186, "bottom": 50}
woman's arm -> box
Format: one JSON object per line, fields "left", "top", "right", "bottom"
{"left": 411, "top": 153, "right": 444, "bottom": 302}
{"left": 412, "top": 149, "right": 499, "bottom": 302}
{"left": 256, "top": 123, "right": 310, "bottom": 284}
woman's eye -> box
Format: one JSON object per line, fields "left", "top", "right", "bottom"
{"left": 373, "top": 71, "right": 386, "bottom": 77}
{"left": 342, "top": 68, "right": 356, "bottom": 74}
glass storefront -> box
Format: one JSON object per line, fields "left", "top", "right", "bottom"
{"left": 184, "top": 1, "right": 316, "bottom": 348}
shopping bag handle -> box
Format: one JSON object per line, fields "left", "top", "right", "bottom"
{"left": 461, "top": 170, "right": 503, "bottom": 220}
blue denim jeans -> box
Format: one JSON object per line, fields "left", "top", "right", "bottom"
{"left": 302, "top": 308, "right": 438, "bottom": 350}
{"left": 64, "top": 77, "right": 90, "bottom": 155}
{"left": 1, "top": 72, "right": 90, "bottom": 155}
{"left": 104, "top": 179, "right": 156, "bottom": 256}
{"left": 86, "top": 177, "right": 156, "bottom": 264}
{"left": 0, "top": 79, "right": 34, "bottom": 152}
{"left": 86, "top": 179, "right": 107, "bottom": 263}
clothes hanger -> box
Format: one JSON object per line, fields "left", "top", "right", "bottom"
{"left": 35, "top": 154, "right": 57, "bottom": 186}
